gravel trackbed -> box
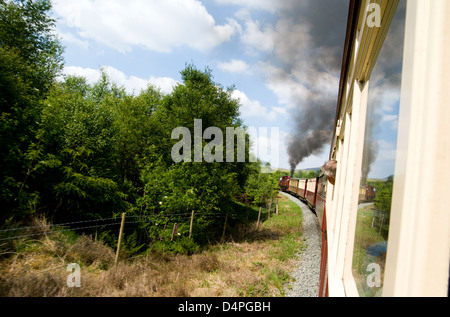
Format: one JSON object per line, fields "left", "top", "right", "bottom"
{"left": 281, "top": 192, "right": 322, "bottom": 297}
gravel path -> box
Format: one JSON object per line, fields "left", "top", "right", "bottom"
{"left": 281, "top": 191, "right": 322, "bottom": 297}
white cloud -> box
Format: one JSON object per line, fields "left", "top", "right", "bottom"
{"left": 252, "top": 132, "right": 279, "bottom": 167}
{"left": 231, "top": 90, "right": 279, "bottom": 121}
{"left": 57, "top": 31, "right": 90, "bottom": 50}
{"left": 246, "top": 127, "right": 288, "bottom": 170}
{"left": 53, "top": 0, "right": 239, "bottom": 53}
{"left": 214, "top": 0, "right": 297, "bottom": 13}
{"left": 236, "top": 11, "right": 314, "bottom": 60}
{"left": 368, "top": 140, "right": 397, "bottom": 179}
{"left": 148, "top": 76, "right": 179, "bottom": 95}
{"left": 377, "top": 140, "right": 397, "bottom": 162}
{"left": 260, "top": 63, "right": 309, "bottom": 109}
{"left": 272, "top": 106, "right": 288, "bottom": 116}
{"left": 295, "top": 147, "right": 330, "bottom": 170}
{"left": 217, "top": 59, "right": 250, "bottom": 74}
{"left": 381, "top": 114, "right": 399, "bottom": 130}
{"left": 240, "top": 18, "right": 275, "bottom": 52}
{"left": 62, "top": 65, "right": 178, "bottom": 95}
{"left": 62, "top": 66, "right": 100, "bottom": 83}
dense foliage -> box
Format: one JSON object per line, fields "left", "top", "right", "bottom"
{"left": 0, "top": 0, "right": 279, "bottom": 253}
{"left": 371, "top": 176, "right": 393, "bottom": 214}
{"left": 1, "top": 0, "right": 63, "bottom": 218}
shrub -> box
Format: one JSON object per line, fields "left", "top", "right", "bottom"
{"left": 149, "top": 236, "right": 200, "bottom": 255}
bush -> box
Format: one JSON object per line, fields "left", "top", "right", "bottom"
{"left": 149, "top": 236, "right": 200, "bottom": 255}
{"left": 65, "top": 235, "right": 115, "bottom": 268}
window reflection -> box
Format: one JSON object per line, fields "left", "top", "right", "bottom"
{"left": 352, "top": 1, "right": 406, "bottom": 297}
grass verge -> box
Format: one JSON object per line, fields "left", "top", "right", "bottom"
{"left": 0, "top": 194, "right": 304, "bottom": 297}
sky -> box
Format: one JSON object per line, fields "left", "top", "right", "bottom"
{"left": 361, "top": 1, "right": 405, "bottom": 180}
{"left": 51, "top": 0, "right": 355, "bottom": 173}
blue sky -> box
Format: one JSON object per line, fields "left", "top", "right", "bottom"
{"left": 51, "top": 0, "right": 352, "bottom": 172}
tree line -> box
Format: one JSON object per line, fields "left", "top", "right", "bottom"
{"left": 291, "top": 169, "right": 322, "bottom": 179}
{"left": 0, "top": 0, "right": 279, "bottom": 252}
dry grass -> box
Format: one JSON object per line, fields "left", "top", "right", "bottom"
{"left": 0, "top": 195, "right": 304, "bottom": 297}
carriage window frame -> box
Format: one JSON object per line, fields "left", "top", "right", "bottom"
{"left": 342, "top": 0, "right": 406, "bottom": 297}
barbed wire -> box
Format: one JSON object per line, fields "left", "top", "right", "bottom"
{"left": 0, "top": 211, "right": 248, "bottom": 242}
{"left": 0, "top": 216, "right": 120, "bottom": 233}
{"left": 0, "top": 198, "right": 281, "bottom": 240}
{"left": 0, "top": 221, "right": 124, "bottom": 241}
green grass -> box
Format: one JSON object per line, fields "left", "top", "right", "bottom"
{"left": 352, "top": 204, "right": 388, "bottom": 297}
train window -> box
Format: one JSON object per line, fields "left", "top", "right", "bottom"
{"left": 351, "top": 1, "right": 406, "bottom": 297}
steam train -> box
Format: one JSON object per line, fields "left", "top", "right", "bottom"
{"left": 279, "top": 176, "right": 325, "bottom": 209}
{"left": 278, "top": 175, "right": 375, "bottom": 230}
{"left": 279, "top": 175, "right": 327, "bottom": 230}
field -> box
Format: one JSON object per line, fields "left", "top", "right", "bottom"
{"left": 0, "top": 194, "right": 304, "bottom": 297}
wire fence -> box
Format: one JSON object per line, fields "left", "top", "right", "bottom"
{"left": 0, "top": 201, "right": 278, "bottom": 243}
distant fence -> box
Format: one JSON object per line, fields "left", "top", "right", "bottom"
{"left": 0, "top": 199, "right": 279, "bottom": 264}
{"left": 0, "top": 199, "right": 278, "bottom": 265}
{"left": 0, "top": 199, "right": 280, "bottom": 243}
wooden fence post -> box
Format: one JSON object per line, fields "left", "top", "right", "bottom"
{"left": 268, "top": 199, "right": 272, "bottom": 219}
{"left": 276, "top": 198, "right": 279, "bottom": 216}
{"left": 115, "top": 213, "right": 126, "bottom": 266}
{"left": 257, "top": 207, "right": 262, "bottom": 229}
{"left": 221, "top": 212, "right": 228, "bottom": 243}
{"left": 189, "top": 210, "right": 194, "bottom": 239}
{"left": 171, "top": 223, "right": 178, "bottom": 241}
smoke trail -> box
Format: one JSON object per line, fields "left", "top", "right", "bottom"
{"left": 236, "top": 0, "right": 403, "bottom": 174}
{"left": 272, "top": 0, "right": 405, "bottom": 176}
{"left": 257, "top": 0, "right": 350, "bottom": 173}
{"left": 289, "top": 130, "right": 331, "bottom": 176}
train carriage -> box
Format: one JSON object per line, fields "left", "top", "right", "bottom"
{"left": 305, "top": 177, "right": 318, "bottom": 208}
{"left": 319, "top": 0, "right": 449, "bottom": 297}
{"left": 289, "top": 178, "right": 299, "bottom": 196}
{"left": 280, "top": 0, "right": 449, "bottom": 297}
{"left": 315, "top": 174, "right": 327, "bottom": 229}
{"left": 297, "top": 179, "right": 307, "bottom": 199}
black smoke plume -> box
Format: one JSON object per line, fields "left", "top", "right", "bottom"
{"left": 263, "top": 0, "right": 350, "bottom": 173}
{"left": 249, "top": 0, "right": 405, "bottom": 177}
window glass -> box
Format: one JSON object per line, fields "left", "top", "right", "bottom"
{"left": 352, "top": 1, "right": 406, "bottom": 297}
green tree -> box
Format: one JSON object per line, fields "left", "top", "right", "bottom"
{"left": 132, "top": 65, "right": 254, "bottom": 246}
{"left": 31, "top": 74, "right": 129, "bottom": 221}
{"left": 372, "top": 176, "right": 394, "bottom": 213}
{"left": 0, "top": 0, "right": 63, "bottom": 95}
{"left": 0, "top": 0, "right": 64, "bottom": 221}
{"left": 293, "top": 169, "right": 321, "bottom": 179}
{"left": 245, "top": 169, "right": 279, "bottom": 206}
{"left": 114, "top": 84, "right": 162, "bottom": 189}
